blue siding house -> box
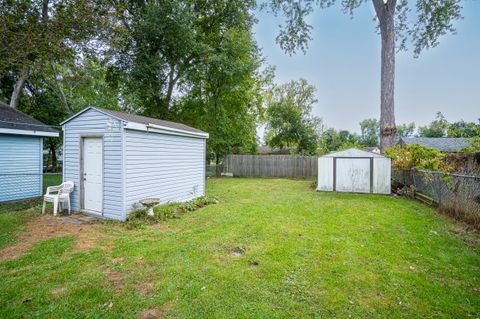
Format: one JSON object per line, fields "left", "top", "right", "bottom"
{"left": 0, "top": 101, "right": 59, "bottom": 202}
{"left": 61, "top": 107, "right": 208, "bottom": 221}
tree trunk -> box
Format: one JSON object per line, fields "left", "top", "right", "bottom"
{"left": 9, "top": 66, "right": 29, "bottom": 108}
{"left": 51, "top": 63, "right": 73, "bottom": 114}
{"left": 215, "top": 156, "right": 221, "bottom": 177}
{"left": 373, "top": 0, "right": 397, "bottom": 153}
{"left": 164, "top": 64, "right": 180, "bottom": 118}
{"left": 49, "top": 139, "right": 57, "bottom": 171}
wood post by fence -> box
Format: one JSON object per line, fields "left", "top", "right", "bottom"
{"left": 223, "top": 155, "right": 317, "bottom": 178}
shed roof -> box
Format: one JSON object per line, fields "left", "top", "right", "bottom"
{"left": 321, "top": 148, "right": 387, "bottom": 158}
{"left": 0, "top": 101, "right": 59, "bottom": 137}
{"left": 400, "top": 137, "right": 471, "bottom": 152}
{"left": 61, "top": 107, "right": 208, "bottom": 138}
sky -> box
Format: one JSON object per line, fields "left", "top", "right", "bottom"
{"left": 253, "top": 0, "right": 480, "bottom": 134}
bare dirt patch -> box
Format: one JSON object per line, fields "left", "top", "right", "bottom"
{"left": 104, "top": 268, "right": 125, "bottom": 291}
{"left": 140, "top": 301, "right": 175, "bottom": 319}
{"left": 112, "top": 257, "right": 125, "bottom": 264}
{"left": 50, "top": 285, "right": 68, "bottom": 298}
{"left": 136, "top": 281, "right": 155, "bottom": 297}
{"left": 448, "top": 224, "right": 480, "bottom": 247}
{"left": 213, "top": 253, "right": 226, "bottom": 264}
{"left": 228, "top": 247, "right": 245, "bottom": 257}
{"left": 0, "top": 214, "right": 103, "bottom": 261}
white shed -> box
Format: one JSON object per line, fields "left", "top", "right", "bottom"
{"left": 317, "top": 148, "right": 391, "bottom": 194}
{"left": 61, "top": 107, "right": 208, "bottom": 220}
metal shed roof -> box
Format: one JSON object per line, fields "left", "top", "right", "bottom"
{"left": 321, "top": 148, "right": 387, "bottom": 158}
{"left": 0, "top": 101, "right": 59, "bottom": 137}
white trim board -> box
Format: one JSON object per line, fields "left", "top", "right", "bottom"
{"left": 124, "top": 122, "right": 209, "bottom": 139}
{"left": 0, "top": 127, "right": 59, "bottom": 137}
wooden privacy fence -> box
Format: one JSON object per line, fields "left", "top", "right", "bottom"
{"left": 223, "top": 154, "right": 317, "bottom": 178}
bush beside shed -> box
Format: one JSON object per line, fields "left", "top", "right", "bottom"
{"left": 61, "top": 107, "right": 208, "bottom": 221}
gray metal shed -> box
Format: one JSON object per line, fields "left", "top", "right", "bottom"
{"left": 317, "top": 148, "right": 391, "bottom": 194}
{"left": 61, "top": 107, "right": 208, "bottom": 220}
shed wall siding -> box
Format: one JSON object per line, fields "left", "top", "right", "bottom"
{"left": 63, "top": 109, "right": 124, "bottom": 220}
{"left": 373, "top": 158, "right": 391, "bottom": 194}
{"left": 124, "top": 130, "right": 205, "bottom": 215}
{"left": 317, "top": 157, "right": 333, "bottom": 191}
{"left": 0, "top": 134, "right": 42, "bottom": 202}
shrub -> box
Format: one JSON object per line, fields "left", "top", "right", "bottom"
{"left": 191, "top": 196, "right": 219, "bottom": 208}
{"left": 152, "top": 196, "right": 219, "bottom": 222}
{"left": 153, "top": 203, "right": 185, "bottom": 221}
{"left": 385, "top": 144, "right": 452, "bottom": 172}
{"left": 127, "top": 207, "right": 149, "bottom": 220}
{"left": 125, "top": 207, "right": 152, "bottom": 229}
{"left": 461, "top": 136, "right": 480, "bottom": 153}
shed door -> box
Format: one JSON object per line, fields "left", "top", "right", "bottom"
{"left": 335, "top": 158, "right": 371, "bottom": 193}
{"left": 83, "top": 137, "right": 103, "bottom": 213}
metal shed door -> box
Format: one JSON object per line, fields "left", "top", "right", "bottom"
{"left": 82, "top": 137, "right": 103, "bottom": 213}
{"left": 335, "top": 158, "right": 371, "bottom": 193}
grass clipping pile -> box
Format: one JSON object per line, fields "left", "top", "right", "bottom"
{"left": 126, "top": 196, "right": 218, "bottom": 229}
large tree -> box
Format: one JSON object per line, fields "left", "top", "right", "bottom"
{"left": 162, "top": 1, "right": 266, "bottom": 175}
{"left": 359, "top": 118, "right": 380, "bottom": 147}
{"left": 0, "top": 0, "right": 107, "bottom": 108}
{"left": 447, "top": 120, "right": 480, "bottom": 138}
{"left": 265, "top": 0, "right": 462, "bottom": 152}
{"left": 418, "top": 112, "right": 449, "bottom": 137}
{"left": 396, "top": 122, "right": 416, "bottom": 137}
{"left": 264, "top": 79, "right": 322, "bottom": 155}
{"left": 114, "top": 0, "right": 256, "bottom": 119}
{"left": 319, "top": 128, "right": 360, "bottom": 154}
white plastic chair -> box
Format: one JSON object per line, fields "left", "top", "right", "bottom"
{"left": 42, "top": 181, "right": 74, "bottom": 216}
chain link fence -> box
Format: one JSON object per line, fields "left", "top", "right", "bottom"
{"left": 206, "top": 164, "right": 222, "bottom": 178}
{"left": 392, "top": 169, "right": 480, "bottom": 229}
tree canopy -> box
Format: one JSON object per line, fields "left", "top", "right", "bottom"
{"left": 264, "top": 79, "right": 322, "bottom": 155}
{"left": 0, "top": 0, "right": 267, "bottom": 172}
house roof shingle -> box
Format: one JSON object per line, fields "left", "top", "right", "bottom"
{"left": 97, "top": 108, "right": 206, "bottom": 135}
{"left": 400, "top": 137, "right": 472, "bottom": 152}
{"left": 0, "top": 101, "right": 58, "bottom": 134}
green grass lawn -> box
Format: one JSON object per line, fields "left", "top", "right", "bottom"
{"left": 0, "top": 178, "right": 479, "bottom": 318}
{"left": 0, "top": 174, "right": 63, "bottom": 250}
{"left": 43, "top": 173, "right": 62, "bottom": 193}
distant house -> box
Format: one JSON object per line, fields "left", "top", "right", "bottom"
{"left": 398, "top": 137, "right": 472, "bottom": 153}
{"left": 257, "top": 146, "right": 295, "bottom": 155}
{"left": 0, "top": 101, "right": 59, "bottom": 202}
{"left": 363, "top": 146, "right": 381, "bottom": 154}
